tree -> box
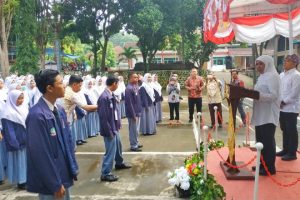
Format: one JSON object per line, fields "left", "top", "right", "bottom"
{"left": 98, "top": 42, "right": 116, "bottom": 68}
{"left": 61, "top": 0, "right": 123, "bottom": 75}
{"left": 11, "top": 0, "right": 39, "bottom": 75}
{"left": 122, "top": 0, "right": 181, "bottom": 72}
{"left": 0, "top": 0, "right": 19, "bottom": 78}
{"left": 35, "top": 0, "right": 53, "bottom": 69}
{"left": 178, "top": 0, "right": 217, "bottom": 71}
{"left": 119, "top": 47, "right": 137, "bottom": 69}
{"left": 184, "top": 33, "right": 217, "bottom": 69}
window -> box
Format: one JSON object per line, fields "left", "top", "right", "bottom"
{"left": 164, "top": 58, "right": 176, "bottom": 63}
{"left": 153, "top": 58, "right": 162, "bottom": 63}
{"left": 213, "top": 57, "right": 225, "bottom": 65}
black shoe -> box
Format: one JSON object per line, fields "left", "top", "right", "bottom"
{"left": 76, "top": 141, "right": 83, "bottom": 145}
{"left": 101, "top": 174, "right": 119, "bottom": 182}
{"left": 281, "top": 154, "right": 297, "bottom": 161}
{"left": 81, "top": 140, "right": 88, "bottom": 144}
{"left": 115, "top": 163, "right": 132, "bottom": 170}
{"left": 259, "top": 169, "right": 276, "bottom": 176}
{"left": 138, "top": 144, "right": 143, "bottom": 148}
{"left": 17, "top": 183, "right": 26, "bottom": 190}
{"left": 251, "top": 166, "right": 256, "bottom": 171}
{"left": 188, "top": 119, "right": 192, "bottom": 123}
{"left": 276, "top": 150, "right": 286, "bottom": 157}
{"left": 130, "top": 148, "right": 142, "bottom": 152}
{"left": 218, "top": 125, "right": 223, "bottom": 128}
{"left": 0, "top": 180, "right": 3, "bottom": 185}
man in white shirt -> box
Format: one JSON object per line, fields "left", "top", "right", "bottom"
{"left": 277, "top": 54, "right": 300, "bottom": 161}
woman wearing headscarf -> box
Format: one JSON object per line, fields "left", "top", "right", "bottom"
{"left": 27, "top": 79, "right": 42, "bottom": 108}
{"left": 1, "top": 90, "right": 28, "bottom": 189}
{"left": 0, "top": 78, "right": 8, "bottom": 102}
{"left": 139, "top": 73, "right": 156, "bottom": 135}
{"left": 114, "top": 76, "right": 126, "bottom": 119}
{"left": 251, "top": 55, "right": 280, "bottom": 176}
{"left": 152, "top": 74, "right": 163, "bottom": 123}
{"left": 83, "top": 78, "right": 98, "bottom": 137}
{"left": 0, "top": 99, "right": 7, "bottom": 185}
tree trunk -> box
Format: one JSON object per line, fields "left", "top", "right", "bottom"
{"left": 93, "top": 46, "right": 98, "bottom": 77}
{"left": 101, "top": 36, "right": 109, "bottom": 72}
{"left": 0, "top": 40, "right": 10, "bottom": 78}
{"left": 0, "top": 17, "right": 10, "bottom": 78}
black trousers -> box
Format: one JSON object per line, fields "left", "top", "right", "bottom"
{"left": 280, "top": 112, "right": 299, "bottom": 156}
{"left": 169, "top": 102, "right": 180, "bottom": 120}
{"left": 255, "top": 123, "right": 276, "bottom": 172}
{"left": 208, "top": 103, "right": 222, "bottom": 126}
{"left": 188, "top": 98, "right": 202, "bottom": 120}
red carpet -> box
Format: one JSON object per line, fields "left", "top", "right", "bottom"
{"left": 207, "top": 147, "right": 300, "bottom": 200}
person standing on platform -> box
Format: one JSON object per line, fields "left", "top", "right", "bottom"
{"left": 185, "top": 68, "right": 205, "bottom": 123}
{"left": 139, "top": 73, "right": 157, "bottom": 135}
{"left": 231, "top": 70, "right": 246, "bottom": 126}
{"left": 1, "top": 90, "right": 28, "bottom": 189}
{"left": 152, "top": 74, "right": 163, "bottom": 123}
{"left": 277, "top": 54, "right": 300, "bottom": 161}
{"left": 206, "top": 74, "right": 223, "bottom": 128}
{"left": 26, "top": 69, "right": 78, "bottom": 199}
{"left": 125, "top": 73, "right": 143, "bottom": 152}
{"left": 98, "top": 76, "right": 131, "bottom": 182}
{"left": 251, "top": 55, "right": 280, "bottom": 176}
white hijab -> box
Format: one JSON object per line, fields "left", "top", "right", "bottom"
{"left": 0, "top": 78, "right": 8, "bottom": 102}
{"left": 255, "top": 55, "right": 280, "bottom": 88}
{"left": 141, "top": 73, "right": 155, "bottom": 102}
{"left": 2, "top": 90, "right": 28, "bottom": 128}
{"left": 84, "top": 78, "right": 97, "bottom": 104}
{"left": 151, "top": 74, "right": 162, "bottom": 96}
{"left": 114, "top": 76, "right": 126, "bottom": 100}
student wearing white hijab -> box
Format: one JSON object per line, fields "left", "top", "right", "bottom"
{"left": 151, "top": 74, "right": 163, "bottom": 123}
{"left": 139, "top": 73, "right": 156, "bottom": 135}
{"left": 0, "top": 99, "right": 6, "bottom": 185}
{"left": 1, "top": 90, "right": 28, "bottom": 189}
{"left": 94, "top": 76, "right": 105, "bottom": 100}
{"left": 27, "top": 79, "right": 42, "bottom": 108}
{"left": 114, "top": 76, "right": 126, "bottom": 119}
{"left": 0, "top": 78, "right": 8, "bottom": 102}
{"left": 83, "top": 78, "right": 99, "bottom": 137}
{"left": 251, "top": 55, "right": 280, "bottom": 176}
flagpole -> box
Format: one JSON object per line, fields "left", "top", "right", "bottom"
{"left": 288, "top": 4, "right": 293, "bottom": 55}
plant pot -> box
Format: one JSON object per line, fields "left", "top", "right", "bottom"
{"left": 175, "top": 186, "right": 191, "bottom": 198}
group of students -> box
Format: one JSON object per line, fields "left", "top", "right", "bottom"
{"left": 0, "top": 70, "right": 166, "bottom": 194}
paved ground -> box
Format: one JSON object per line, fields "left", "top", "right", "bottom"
{"left": 1, "top": 71, "right": 299, "bottom": 199}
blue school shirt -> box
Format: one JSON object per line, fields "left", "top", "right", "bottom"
{"left": 1, "top": 119, "right": 26, "bottom": 152}
{"left": 125, "top": 83, "right": 142, "bottom": 118}
{"left": 26, "top": 98, "right": 78, "bottom": 195}
{"left": 97, "top": 89, "right": 121, "bottom": 137}
{"left": 139, "top": 87, "right": 154, "bottom": 108}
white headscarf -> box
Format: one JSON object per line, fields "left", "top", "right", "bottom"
{"left": 0, "top": 99, "right": 5, "bottom": 130}
{"left": 114, "top": 76, "right": 126, "bottom": 101}
{"left": 141, "top": 73, "right": 155, "bottom": 102}
{"left": 0, "top": 78, "right": 8, "bottom": 102}
{"left": 83, "top": 78, "right": 97, "bottom": 104}
{"left": 151, "top": 74, "right": 162, "bottom": 96}
{"left": 2, "top": 90, "right": 28, "bottom": 128}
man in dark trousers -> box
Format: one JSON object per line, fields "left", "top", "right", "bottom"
{"left": 26, "top": 69, "right": 78, "bottom": 200}
{"left": 98, "top": 76, "right": 131, "bottom": 182}
{"left": 277, "top": 54, "right": 300, "bottom": 161}
{"left": 125, "top": 73, "right": 143, "bottom": 152}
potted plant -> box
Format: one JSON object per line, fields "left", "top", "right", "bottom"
{"left": 167, "top": 140, "right": 226, "bottom": 199}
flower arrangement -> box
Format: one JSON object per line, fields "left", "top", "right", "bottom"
{"left": 168, "top": 139, "right": 226, "bottom": 199}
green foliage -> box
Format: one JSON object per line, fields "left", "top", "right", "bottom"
{"left": 119, "top": 47, "right": 137, "bottom": 61}
{"left": 184, "top": 33, "right": 217, "bottom": 70}
{"left": 184, "top": 141, "right": 226, "bottom": 200}
{"left": 98, "top": 42, "right": 116, "bottom": 68}
{"left": 12, "top": 0, "right": 39, "bottom": 75}
{"left": 110, "top": 33, "right": 139, "bottom": 46}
